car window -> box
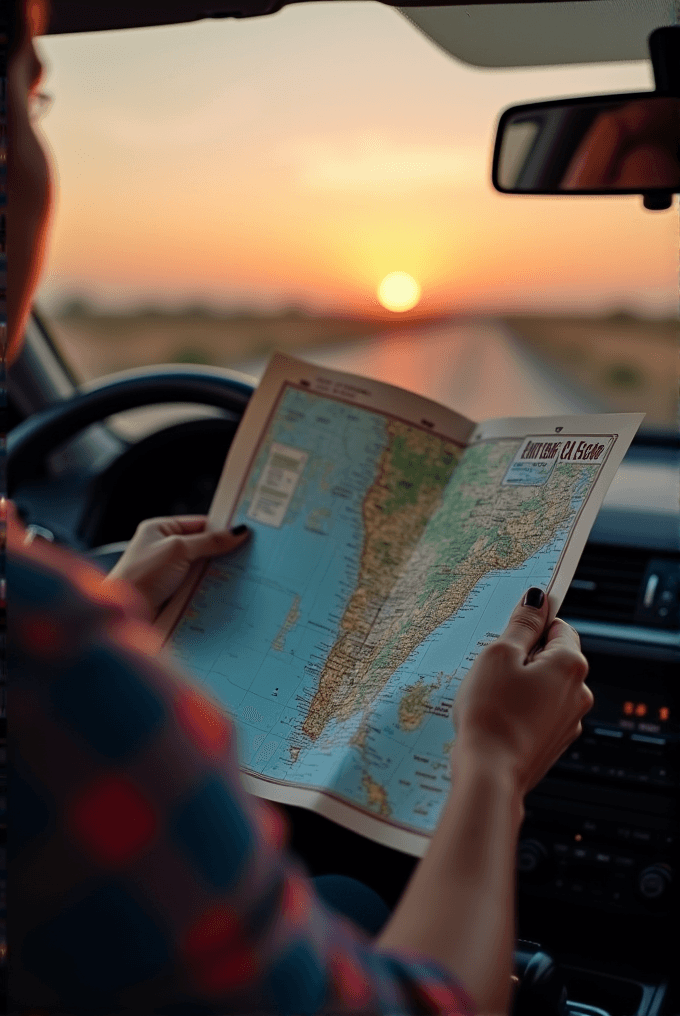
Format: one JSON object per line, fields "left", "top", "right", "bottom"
{"left": 34, "top": 1, "right": 678, "bottom": 429}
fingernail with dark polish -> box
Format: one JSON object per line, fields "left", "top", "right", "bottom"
{"left": 231, "top": 524, "right": 248, "bottom": 536}
{"left": 523, "top": 587, "right": 545, "bottom": 608}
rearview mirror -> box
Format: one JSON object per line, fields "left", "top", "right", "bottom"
{"left": 493, "top": 93, "right": 680, "bottom": 203}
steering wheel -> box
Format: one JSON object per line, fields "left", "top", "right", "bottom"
{"left": 8, "top": 367, "right": 255, "bottom": 562}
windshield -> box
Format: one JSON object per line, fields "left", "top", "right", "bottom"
{"left": 34, "top": 2, "right": 678, "bottom": 429}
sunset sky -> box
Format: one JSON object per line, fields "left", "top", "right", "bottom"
{"left": 34, "top": 1, "right": 678, "bottom": 319}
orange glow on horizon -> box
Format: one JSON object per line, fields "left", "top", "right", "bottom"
{"left": 44, "top": 180, "right": 677, "bottom": 319}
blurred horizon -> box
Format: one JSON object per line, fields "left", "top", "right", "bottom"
{"left": 47, "top": 294, "right": 679, "bottom": 324}
{"left": 47, "top": 302, "right": 678, "bottom": 429}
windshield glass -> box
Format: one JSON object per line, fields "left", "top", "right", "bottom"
{"left": 34, "top": 2, "right": 678, "bottom": 428}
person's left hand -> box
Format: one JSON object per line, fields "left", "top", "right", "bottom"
{"left": 106, "top": 516, "right": 250, "bottom": 620}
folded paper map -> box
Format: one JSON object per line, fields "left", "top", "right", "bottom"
{"left": 159, "top": 353, "right": 643, "bottom": 856}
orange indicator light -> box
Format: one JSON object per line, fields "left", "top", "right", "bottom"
{"left": 634, "top": 703, "right": 647, "bottom": 717}
{"left": 659, "top": 707, "right": 670, "bottom": 721}
{"left": 623, "top": 701, "right": 634, "bottom": 715}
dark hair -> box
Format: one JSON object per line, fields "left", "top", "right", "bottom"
{"left": 7, "top": 0, "right": 50, "bottom": 60}
{"left": 8, "top": 0, "right": 25, "bottom": 59}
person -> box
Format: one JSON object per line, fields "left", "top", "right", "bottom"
{"left": 5, "top": 1, "right": 594, "bottom": 1012}
{"left": 561, "top": 97, "right": 680, "bottom": 190}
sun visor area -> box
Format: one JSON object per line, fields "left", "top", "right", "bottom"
{"left": 397, "top": 0, "right": 678, "bottom": 67}
{"left": 44, "top": 0, "right": 676, "bottom": 40}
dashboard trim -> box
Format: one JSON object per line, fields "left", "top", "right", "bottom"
{"left": 565, "top": 619, "right": 680, "bottom": 651}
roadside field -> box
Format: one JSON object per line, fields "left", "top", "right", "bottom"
{"left": 507, "top": 314, "right": 678, "bottom": 427}
{"left": 47, "top": 308, "right": 678, "bottom": 428}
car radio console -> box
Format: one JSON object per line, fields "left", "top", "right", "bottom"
{"left": 517, "top": 637, "right": 678, "bottom": 1016}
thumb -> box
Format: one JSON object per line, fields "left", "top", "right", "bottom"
{"left": 500, "top": 587, "right": 550, "bottom": 658}
{"left": 541, "top": 616, "right": 584, "bottom": 657}
{"left": 178, "top": 524, "right": 251, "bottom": 563}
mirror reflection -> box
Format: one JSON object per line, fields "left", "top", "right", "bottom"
{"left": 497, "top": 96, "right": 680, "bottom": 193}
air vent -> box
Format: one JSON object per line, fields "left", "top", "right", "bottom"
{"left": 561, "top": 545, "right": 653, "bottom": 626}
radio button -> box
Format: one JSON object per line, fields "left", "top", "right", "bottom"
{"left": 517, "top": 839, "right": 548, "bottom": 874}
{"left": 594, "top": 727, "right": 624, "bottom": 739}
{"left": 631, "top": 733, "right": 666, "bottom": 746}
{"left": 637, "top": 864, "right": 673, "bottom": 901}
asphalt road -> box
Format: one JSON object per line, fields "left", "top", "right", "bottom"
{"left": 108, "top": 318, "right": 607, "bottom": 442}
{"left": 234, "top": 317, "right": 607, "bottom": 420}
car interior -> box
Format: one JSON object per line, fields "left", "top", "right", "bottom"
{"left": 6, "top": 1, "right": 680, "bottom": 1015}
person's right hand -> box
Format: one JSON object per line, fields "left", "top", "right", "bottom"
{"left": 450, "top": 588, "right": 593, "bottom": 797}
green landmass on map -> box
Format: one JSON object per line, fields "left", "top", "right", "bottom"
{"left": 300, "top": 435, "right": 596, "bottom": 743}
{"left": 298, "top": 420, "right": 462, "bottom": 740}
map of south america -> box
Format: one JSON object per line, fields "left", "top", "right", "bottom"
{"left": 170, "top": 384, "right": 601, "bottom": 843}
{"left": 299, "top": 419, "right": 461, "bottom": 741}
{"left": 300, "top": 437, "right": 593, "bottom": 745}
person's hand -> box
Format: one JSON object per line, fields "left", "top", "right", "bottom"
{"left": 450, "top": 588, "right": 593, "bottom": 797}
{"left": 106, "top": 516, "right": 250, "bottom": 620}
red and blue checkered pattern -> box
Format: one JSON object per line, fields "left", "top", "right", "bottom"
{"left": 8, "top": 529, "right": 476, "bottom": 1015}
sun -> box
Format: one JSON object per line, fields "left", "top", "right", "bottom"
{"left": 377, "top": 272, "right": 421, "bottom": 312}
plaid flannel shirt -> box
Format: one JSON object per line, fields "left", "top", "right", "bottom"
{"left": 8, "top": 525, "right": 475, "bottom": 1015}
